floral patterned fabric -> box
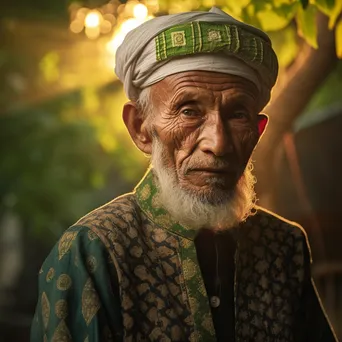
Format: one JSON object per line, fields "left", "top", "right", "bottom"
{"left": 31, "top": 227, "right": 123, "bottom": 342}
{"left": 31, "top": 170, "right": 337, "bottom": 342}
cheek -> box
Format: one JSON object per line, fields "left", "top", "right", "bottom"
{"left": 170, "top": 129, "right": 202, "bottom": 173}
{"left": 232, "top": 124, "right": 259, "bottom": 156}
{"left": 154, "top": 117, "right": 198, "bottom": 166}
{"left": 174, "top": 131, "right": 200, "bottom": 165}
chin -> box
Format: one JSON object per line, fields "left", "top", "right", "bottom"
{"left": 150, "top": 138, "right": 257, "bottom": 230}
{"left": 179, "top": 176, "right": 238, "bottom": 205}
{"left": 178, "top": 184, "right": 234, "bottom": 206}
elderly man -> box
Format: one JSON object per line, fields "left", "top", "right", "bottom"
{"left": 31, "top": 7, "right": 337, "bottom": 342}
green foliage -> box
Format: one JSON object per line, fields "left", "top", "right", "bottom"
{"left": 329, "top": 0, "right": 342, "bottom": 28}
{"left": 243, "top": 0, "right": 340, "bottom": 53}
{"left": 300, "top": 0, "right": 309, "bottom": 9}
{"left": 0, "top": 110, "right": 98, "bottom": 238}
{"left": 147, "top": 0, "right": 337, "bottom": 65}
{"left": 337, "top": 18, "right": 342, "bottom": 57}
{"left": 39, "top": 52, "right": 60, "bottom": 83}
{"left": 303, "top": 60, "right": 342, "bottom": 113}
{"left": 211, "top": 0, "right": 341, "bottom": 62}
{"left": 315, "top": 0, "right": 336, "bottom": 15}
{"left": 1, "top": 0, "right": 341, "bottom": 244}
{"left": 0, "top": 87, "right": 148, "bottom": 241}
{"left": 297, "top": 4, "right": 318, "bottom": 48}
{"left": 268, "top": 25, "right": 299, "bottom": 66}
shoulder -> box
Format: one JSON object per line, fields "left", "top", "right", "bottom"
{"left": 247, "top": 206, "right": 311, "bottom": 260}
{"left": 68, "top": 193, "right": 143, "bottom": 251}
{"left": 74, "top": 192, "right": 141, "bottom": 233}
{"left": 253, "top": 205, "right": 308, "bottom": 237}
{"left": 42, "top": 225, "right": 109, "bottom": 274}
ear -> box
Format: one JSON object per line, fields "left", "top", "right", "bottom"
{"left": 257, "top": 113, "right": 268, "bottom": 139}
{"left": 122, "top": 102, "right": 152, "bottom": 154}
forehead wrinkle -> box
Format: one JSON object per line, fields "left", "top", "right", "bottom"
{"left": 169, "top": 86, "right": 257, "bottom": 112}
{"left": 169, "top": 86, "right": 217, "bottom": 106}
{"left": 151, "top": 71, "right": 260, "bottom": 113}
{"left": 168, "top": 82, "right": 257, "bottom": 105}
{"left": 164, "top": 71, "right": 258, "bottom": 91}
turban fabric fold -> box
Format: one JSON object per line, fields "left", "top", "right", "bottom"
{"left": 115, "top": 7, "right": 278, "bottom": 104}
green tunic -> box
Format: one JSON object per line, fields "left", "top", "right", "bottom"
{"left": 31, "top": 170, "right": 337, "bottom": 342}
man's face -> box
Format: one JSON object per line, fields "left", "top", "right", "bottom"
{"left": 149, "top": 71, "right": 261, "bottom": 204}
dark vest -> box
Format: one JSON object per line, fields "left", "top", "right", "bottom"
{"left": 76, "top": 170, "right": 313, "bottom": 342}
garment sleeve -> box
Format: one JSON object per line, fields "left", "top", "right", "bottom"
{"left": 294, "top": 234, "right": 338, "bottom": 342}
{"left": 30, "top": 225, "right": 123, "bottom": 342}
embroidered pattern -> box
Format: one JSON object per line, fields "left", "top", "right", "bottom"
{"left": 46, "top": 267, "right": 55, "bottom": 282}
{"left": 51, "top": 320, "right": 72, "bottom": 342}
{"left": 135, "top": 171, "right": 198, "bottom": 240}
{"left": 82, "top": 278, "right": 101, "bottom": 325}
{"left": 155, "top": 21, "right": 278, "bottom": 88}
{"left": 58, "top": 231, "right": 78, "bottom": 260}
{"left": 86, "top": 255, "right": 97, "bottom": 273}
{"left": 171, "top": 31, "right": 186, "bottom": 47}
{"left": 30, "top": 170, "right": 324, "bottom": 341}
{"left": 208, "top": 30, "right": 221, "bottom": 42}
{"left": 77, "top": 194, "right": 195, "bottom": 341}
{"left": 234, "top": 213, "right": 308, "bottom": 341}
{"left": 55, "top": 299, "right": 68, "bottom": 320}
{"left": 56, "top": 274, "right": 72, "bottom": 291}
{"left": 180, "top": 239, "right": 215, "bottom": 340}
{"left": 41, "top": 292, "right": 50, "bottom": 329}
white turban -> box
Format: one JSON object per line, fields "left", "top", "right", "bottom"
{"left": 115, "top": 7, "right": 278, "bottom": 104}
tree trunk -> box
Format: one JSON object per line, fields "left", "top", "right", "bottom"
{"left": 253, "top": 13, "right": 338, "bottom": 209}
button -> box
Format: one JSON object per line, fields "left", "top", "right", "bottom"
{"left": 210, "top": 296, "right": 220, "bottom": 308}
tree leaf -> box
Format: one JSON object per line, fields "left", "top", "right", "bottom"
{"left": 252, "top": 0, "right": 267, "bottom": 12}
{"left": 336, "top": 18, "right": 342, "bottom": 57}
{"left": 300, "top": 0, "right": 309, "bottom": 9}
{"left": 273, "top": 2, "right": 300, "bottom": 17}
{"left": 268, "top": 25, "right": 299, "bottom": 67}
{"left": 223, "top": 0, "right": 251, "bottom": 17}
{"left": 257, "top": 9, "right": 293, "bottom": 31}
{"left": 256, "top": 2, "right": 299, "bottom": 31}
{"left": 240, "top": 4, "right": 263, "bottom": 27}
{"left": 328, "top": 0, "right": 342, "bottom": 29}
{"left": 313, "top": 0, "right": 336, "bottom": 15}
{"left": 296, "top": 5, "right": 318, "bottom": 48}
{"left": 271, "top": 0, "right": 294, "bottom": 5}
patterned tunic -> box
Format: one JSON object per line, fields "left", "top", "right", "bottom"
{"left": 31, "top": 170, "right": 337, "bottom": 342}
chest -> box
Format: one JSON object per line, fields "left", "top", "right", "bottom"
{"left": 111, "top": 222, "right": 303, "bottom": 342}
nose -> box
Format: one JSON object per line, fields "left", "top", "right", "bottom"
{"left": 199, "top": 115, "right": 234, "bottom": 157}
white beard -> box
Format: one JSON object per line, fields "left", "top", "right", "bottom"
{"left": 151, "top": 139, "right": 257, "bottom": 231}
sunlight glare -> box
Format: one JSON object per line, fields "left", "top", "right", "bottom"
{"left": 133, "top": 4, "right": 148, "bottom": 20}
{"left": 85, "top": 11, "right": 102, "bottom": 28}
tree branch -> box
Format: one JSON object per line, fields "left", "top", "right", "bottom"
{"left": 253, "top": 13, "right": 338, "bottom": 202}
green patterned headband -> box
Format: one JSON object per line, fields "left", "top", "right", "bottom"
{"left": 155, "top": 21, "right": 278, "bottom": 90}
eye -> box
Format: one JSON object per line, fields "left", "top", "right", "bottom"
{"left": 181, "top": 108, "right": 199, "bottom": 117}
{"left": 231, "top": 110, "right": 249, "bottom": 120}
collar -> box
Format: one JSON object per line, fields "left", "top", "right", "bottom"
{"left": 134, "top": 169, "right": 199, "bottom": 240}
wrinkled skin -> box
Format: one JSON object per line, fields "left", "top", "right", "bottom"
{"left": 123, "top": 71, "right": 267, "bottom": 201}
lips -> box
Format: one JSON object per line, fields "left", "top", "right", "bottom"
{"left": 189, "top": 168, "right": 235, "bottom": 175}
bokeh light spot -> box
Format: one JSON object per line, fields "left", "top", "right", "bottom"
{"left": 133, "top": 4, "right": 148, "bottom": 20}
{"left": 85, "top": 11, "right": 102, "bottom": 28}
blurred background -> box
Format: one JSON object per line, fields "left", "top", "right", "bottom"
{"left": 0, "top": 0, "right": 341, "bottom": 340}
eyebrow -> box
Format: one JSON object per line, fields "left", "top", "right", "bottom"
{"left": 225, "top": 92, "right": 258, "bottom": 105}
{"left": 170, "top": 89, "right": 214, "bottom": 106}
{"left": 172, "top": 89, "right": 258, "bottom": 106}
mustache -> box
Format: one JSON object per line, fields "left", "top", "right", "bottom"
{"left": 150, "top": 138, "right": 240, "bottom": 174}
{"left": 184, "top": 157, "right": 239, "bottom": 173}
